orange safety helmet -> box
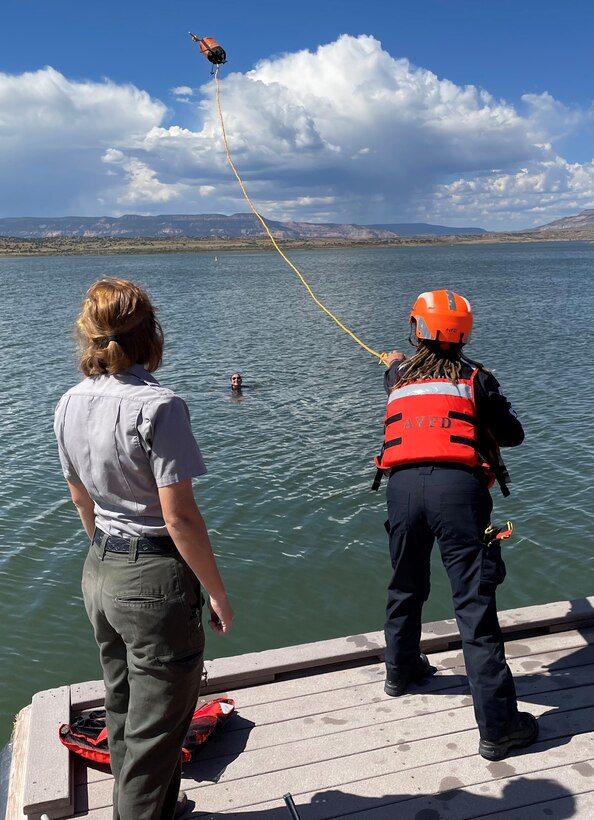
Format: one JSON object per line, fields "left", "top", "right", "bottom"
{"left": 409, "top": 289, "right": 473, "bottom": 345}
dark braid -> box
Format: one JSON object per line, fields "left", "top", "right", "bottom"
{"left": 399, "top": 340, "right": 463, "bottom": 384}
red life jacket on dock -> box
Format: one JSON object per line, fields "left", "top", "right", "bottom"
{"left": 59, "top": 698, "right": 235, "bottom": 767}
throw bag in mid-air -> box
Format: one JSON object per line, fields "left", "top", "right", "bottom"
{"left": 189, "top": 33, "right": 227, "bottom": 65}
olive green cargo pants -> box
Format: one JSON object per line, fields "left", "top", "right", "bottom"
{"left": 82, "top": 538, "right": 204, "bottom": 820}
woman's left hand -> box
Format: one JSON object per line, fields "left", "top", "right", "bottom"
{"left": 207, "top": 595, "right": 234, "bottom": 635}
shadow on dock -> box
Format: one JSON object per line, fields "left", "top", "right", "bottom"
{"left": 190, "top": 777, "right": 577, "bottom": 818}
{"left": 184, "top": 714, "right": 256, "bottom": 784}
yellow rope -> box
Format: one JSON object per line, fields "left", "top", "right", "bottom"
{"left": 213, "top": 66, "right": 388, "bottom": 367}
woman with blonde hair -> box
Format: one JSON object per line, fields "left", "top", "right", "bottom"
{"left": 54, "top": 278, "right": 233, "bottom": 819}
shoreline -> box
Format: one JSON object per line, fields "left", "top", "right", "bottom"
{"left": 0, "top": 231, "right": 591, "bottom": 257}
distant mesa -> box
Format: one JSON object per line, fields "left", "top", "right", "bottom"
{"left": 531, "top": 209, "right": 594, "bottom": 232}
{"left": 0, "top": 213, "right": 398, "bottom": 240}
{"left": 365, "top": 222, "right": 487, "bottom": 236}
{"left": 0, "top": 210, "right": 591, "bottom": 240}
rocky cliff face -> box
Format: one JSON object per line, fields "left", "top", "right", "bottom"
{"left": 0, "top": 210, "right": 591, "bottom": 239}
{"left": 0, "top": 213, "right": 397, "bottom": 240}
{"left": 532, "top": 209, "right": 594, "bottom": 232}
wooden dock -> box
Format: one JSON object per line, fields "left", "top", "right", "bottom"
{"left": 5, "top": 598, "right": 594, "bottom": 819}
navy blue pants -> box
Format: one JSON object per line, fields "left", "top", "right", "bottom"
{"left": 384, "top": 465, "right": 518, "bottom": 741}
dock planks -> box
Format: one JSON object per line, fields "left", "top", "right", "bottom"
{"left": 8, "top": 599, "right": 594, "bottom": 819}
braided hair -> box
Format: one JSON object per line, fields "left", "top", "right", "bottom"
{"left": 399, "top": 340, "right": 483, "bottom": 384}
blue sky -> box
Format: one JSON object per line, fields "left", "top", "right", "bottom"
{"left": 1, "top": 0, "right": 592, "bottom": 229}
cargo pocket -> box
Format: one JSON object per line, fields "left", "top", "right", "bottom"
{"left": 158, "top": 619, "right": 205, "bottom": 671}
{"left": 479, "top": 544, "right": 507, "bottom": 594}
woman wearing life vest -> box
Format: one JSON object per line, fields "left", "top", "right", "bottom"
{"left": 375, "top": 289, "right": 538, "bottom": 761}
{"left": 54, "top": 279, "right": 234, "bottom": 819}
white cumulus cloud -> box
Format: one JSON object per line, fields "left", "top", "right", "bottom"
{"left": 0, "top": 37, "right": 591, "bottom": 228}
{"left": 171, "top": 85, "right": 194, "bottom": 97}
{"left": 170, "top": 85, "right": 195, "bottom": 103}
{"left": 425, "top": 157, "right": 594, "bottom": 227}
{"left": 101, "top": 150, "right": 182, "bottom": 204}
{"left": 0, "top": 66, "right": 166, "bottom": 214}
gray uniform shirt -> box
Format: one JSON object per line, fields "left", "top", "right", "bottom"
{"left": 54, "top": 364, "right": 207, "bottom": 538}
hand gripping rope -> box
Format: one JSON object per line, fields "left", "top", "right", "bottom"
{"left": 190, "top": 35, "right": 388, "bottom": 367}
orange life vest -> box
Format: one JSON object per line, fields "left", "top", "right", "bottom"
{"left": 374, "top": 370, "right": 481, "bottom": 470}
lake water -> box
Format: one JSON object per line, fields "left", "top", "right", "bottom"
{"left": 0, "top": 241, "right": 592, "bottom": 745}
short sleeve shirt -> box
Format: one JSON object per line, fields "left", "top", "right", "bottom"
{"left": 54, "top": 364, "right": 207, "bottom": 537}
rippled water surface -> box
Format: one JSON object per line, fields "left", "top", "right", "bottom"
{"left": 0, "top": 241, "right": 592, "bottom": 743}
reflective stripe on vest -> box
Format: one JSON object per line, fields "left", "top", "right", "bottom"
{"left": 375, "top": 371, "right": 480, "bottom": 470}
{"left": 386, "top": 381, "right": 473, "bottom": 404}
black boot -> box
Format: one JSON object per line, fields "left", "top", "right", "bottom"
{"left": 478, "top": 712, "right": 539, "bottom": 760}
{"left": 175, "top": 792, "right": 190, "bottom": 819}
{"left": 384, "top": 653, "right": 436, "bottom": 697}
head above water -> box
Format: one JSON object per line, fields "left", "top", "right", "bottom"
{"left": 76, "top": 278, "right": 164, "bottom": 376}
{"left": 409, "top": 289, "right": 473, "bottom": 347}
{"left": 230, "top": 373, "right": 243, "bottom": 389}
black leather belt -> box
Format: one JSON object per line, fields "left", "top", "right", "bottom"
{"left": 93, "top": 528, "right": 176, "bottom": 555}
